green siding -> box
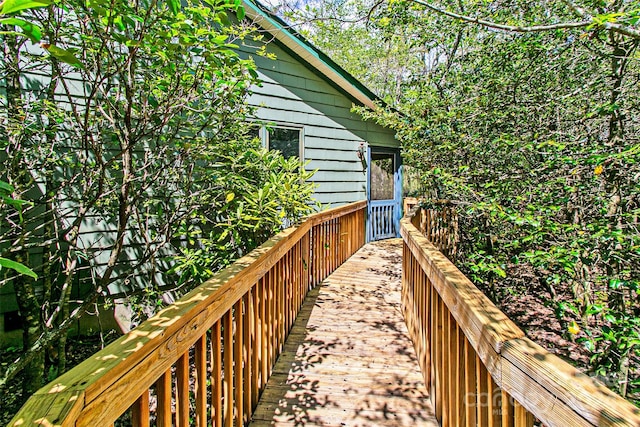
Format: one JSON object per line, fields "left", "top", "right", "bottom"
{"left": 239, "top": 38, "right": 397, "bottom": 207}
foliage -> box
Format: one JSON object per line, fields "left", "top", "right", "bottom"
{"left": 279, "top": 0, "right": 640, "bottom": 403}
{"left": 275, "top": 0, "right": 421, "bottom": 103}
{"left": 0, "top": 180, "right": 37, "bottom": 278}
{"left": 169, "top": 146, "right": 317, "bottom": 287}
{"left": 0, "top": 0, "right": 315, "bottom": 400}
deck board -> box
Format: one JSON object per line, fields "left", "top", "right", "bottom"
{"left": 249, "top": 239, "right": 438, "bottom": 427}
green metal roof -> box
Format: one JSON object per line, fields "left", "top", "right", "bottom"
{"left": 243, "top": 0, "right": 382, "bottom": 109}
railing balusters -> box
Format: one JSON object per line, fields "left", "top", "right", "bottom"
{"left": 464, "top": 338, "right": 477, "bottom": 427}
{"left": 317, "top": 223, "right": 323, "bottom": 280}
{"left": 297, "top": 242, "right": 302, "bottom": 308}
{"left": 195, "top": 336, "right": 207, "bottom": 426}
{"left": 476, "top": 353, "right": 489, "bottom": 425}
{"left": 501, "top": 390, "right": 514, "bottom": 427}
{"left": 326, "top": 221, "right": 331, "bottom": 274}
{"left": 156, "top": 371, "right": 172, "bottom": 427}
{"left": 401, "top": 213, "right": 640, "bottom": 427}
{"left": 10, "top": 202, "right": 368, "bottom": 427}
{"left": 176, "top": 352, "right": 189, "bottom": 426}
{"left": 331, "top": 219, "right": 335, "bottom": 271}
{"left": 243, "top": 292, "right": 252, "bottom": 419}
{"left": 212, "top": 321, "right": 223, "bottom": 427}
{"left": 513, "top": 401, "right": 533, "bottom": 427}
{"left": 223, "top": 310, "right": 233, "bottom": 427}
{"left": 431, "top": 284, "right": 440, "bottom": 420}
{"left": 457, "top": 325, "right": 465, "bottom": 426}
{"left": 311, "top": 225, "right": 317, "bottom": 285}
{"left": 487, "top": 369, "right": 499, "bottom": 427}
{"left": 234, "top": 299, "right": 244, "bottom": 427}
{"left": 251, "top": 286, "right": 260, "bottom": 410}
{"left": 265, "top": 272, "right": 272, "bottom": 379}
{"left": 423, "top": 260, "right": 432, "bottom": 388}
{"left": 259, "top": 276, "right": 268, "bottom": 391}
{"left": 323, "top": 221, "right": 328, "bottom": 278}
{"left": 450, "top": 315, "right": 459, "bottom": 427}
{"left": 330, "top": 219, "right": 334, "bottom": 273}
{"left": 441, "top": 298, "right": 449, "bottom": 426}
{"left": 434, "top": 293, "right": 443, "bottom": 422}
{"left": 131, "top": 390, "right": 149, "bottom": 427}
{"left": 283, "top": 252, "right": 290, "bottom": 335}
{"left": 277, "top": 259, "right": 285, "bottom": 354}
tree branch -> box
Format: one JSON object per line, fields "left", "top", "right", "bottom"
{"left": 560, "top": 0, "right": 590, "bottom": 19}
{"left": 409, "top": 0, "right": 640, "bottom": 40}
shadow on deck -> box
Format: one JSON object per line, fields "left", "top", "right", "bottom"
{"left": 10, "top": 201, "right": 640, "bottom": 427}
{"left": 250, "top": 239, "right": 438, "bottom": 426}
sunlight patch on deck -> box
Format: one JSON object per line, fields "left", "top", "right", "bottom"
{"left": 250, "top": 239, "right": 438, "bottom": 426}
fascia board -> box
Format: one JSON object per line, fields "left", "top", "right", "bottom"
{"left": 242, "top": 0, "right": 378, "bottom": 110}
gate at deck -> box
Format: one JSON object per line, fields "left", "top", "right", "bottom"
{"left": 367, "top": 147, "right": 402, "bottom": 241}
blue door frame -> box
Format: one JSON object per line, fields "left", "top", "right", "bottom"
{"left": 366, "top": 147, "right": 402, "bottom": 242}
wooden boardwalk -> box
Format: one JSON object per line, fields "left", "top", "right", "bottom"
{"left": 250, "top": 239, "right": 438, "bottom": 427}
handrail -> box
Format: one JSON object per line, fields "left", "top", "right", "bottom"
{"left": 401, "top": 213, "right": 640, "bottom": 427}
{"left": 10, "top": 200, "right": 367, "bottom": 427}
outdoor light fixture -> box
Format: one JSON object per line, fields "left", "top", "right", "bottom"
{"left": 357, "top": 142, "right": 367, "bottom": 173}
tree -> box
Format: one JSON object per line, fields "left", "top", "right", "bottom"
{"left": 278, "top": 0, "right": 640, "bottom": 402}
{"left": 1, "top": 0, "right": 315, "bottom": 400}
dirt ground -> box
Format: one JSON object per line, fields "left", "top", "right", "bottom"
{"left": 0, "top": 331, "right": 120, "bottom": 425}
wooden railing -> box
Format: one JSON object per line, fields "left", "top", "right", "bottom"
{"left": 407, "top": 200, "right": 459, "bottom": 261}
{"left": 10, "top": 201, "right": 366, "bottom": 427}
{"left": 401, "top": 214, "right": 640, "bottom": 427}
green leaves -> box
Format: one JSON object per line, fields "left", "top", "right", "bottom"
{"left": 0, "top": 257, "right": 38, "bottom": 279}
{"left": 1, "top": 180, "right": 31, "bottom": 211}
{"left": 0, "top": 0, "right": 51, "bottom": 15}
{"left": 0, "top": 17, "right": 42, "bottom": 41}
{"left": 41, "top": 43, "right": 83, "bottom": 67}
{"left": 0, "top": 180, "right": 37, "bottom": 279}
{"left": 0, "top": 180, "right": 14, "bottom": 195}
{"left": 236, "top": 5, "right": 245, "bottom": 21}
{"left": 0, "top": 0, "right": 84, "bottom": 68}
{"left": 167, "top": 0, "right": 179, "bottom": 15}
{"left": 168, "top": 138, "right": 316, "bottom": 289}
{"left": 0, "top": 0, "right": 51, "bottom": 44}
{"left": 312, "top": 0, "right": 640, "bottom": 403}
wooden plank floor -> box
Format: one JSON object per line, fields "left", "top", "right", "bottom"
{"left": 250, "top": 239, "right": 439, "bottom": 427}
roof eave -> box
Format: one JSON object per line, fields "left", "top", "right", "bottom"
{"left": 242, "top": 0, "right": 379, "bottom": 110}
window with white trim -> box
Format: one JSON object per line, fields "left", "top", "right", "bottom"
{"left": 250, "top": 124, "right": 303, "bottom": 160}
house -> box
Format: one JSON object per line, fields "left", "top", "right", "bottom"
{"left": 241, "top": 1, "right": 403, "bottom": 241}
{"left": 0, "top": 1, "right": 403, "bottom": 346}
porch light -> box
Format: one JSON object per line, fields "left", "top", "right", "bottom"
{"left": 356, "top": 142, "right": 367, "bottom": 173}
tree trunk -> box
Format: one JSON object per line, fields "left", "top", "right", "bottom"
{"left": 3, "top": 32, "right": 45, "bottom": 395}
{"left": 14, "top": 281, "right": 45, "bottom": 394}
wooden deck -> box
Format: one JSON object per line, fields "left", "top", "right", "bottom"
{"left": 14, "top": 201, "right": 640, "bottom": 427}
{"left": 250, "top": 239, "right": 438, "bottom": 427}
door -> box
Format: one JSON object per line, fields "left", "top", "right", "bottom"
{"left": 367, "top": 147, "right": 402, "bottom": 241}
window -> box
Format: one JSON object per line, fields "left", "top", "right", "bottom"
{"left": 3, "top": 310, "right": 21, "bottom": 332}
{"left": 247, "top": 125, "right": 261, "bottom": 142}
{"left": 370, "top": 152, "right": 395, "bottom": 200}
{"left": 250, "top": 123, "right": 303, "bottom": 161}
{"left": 268, "top": 127, "right": 301, "bottom": 160}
